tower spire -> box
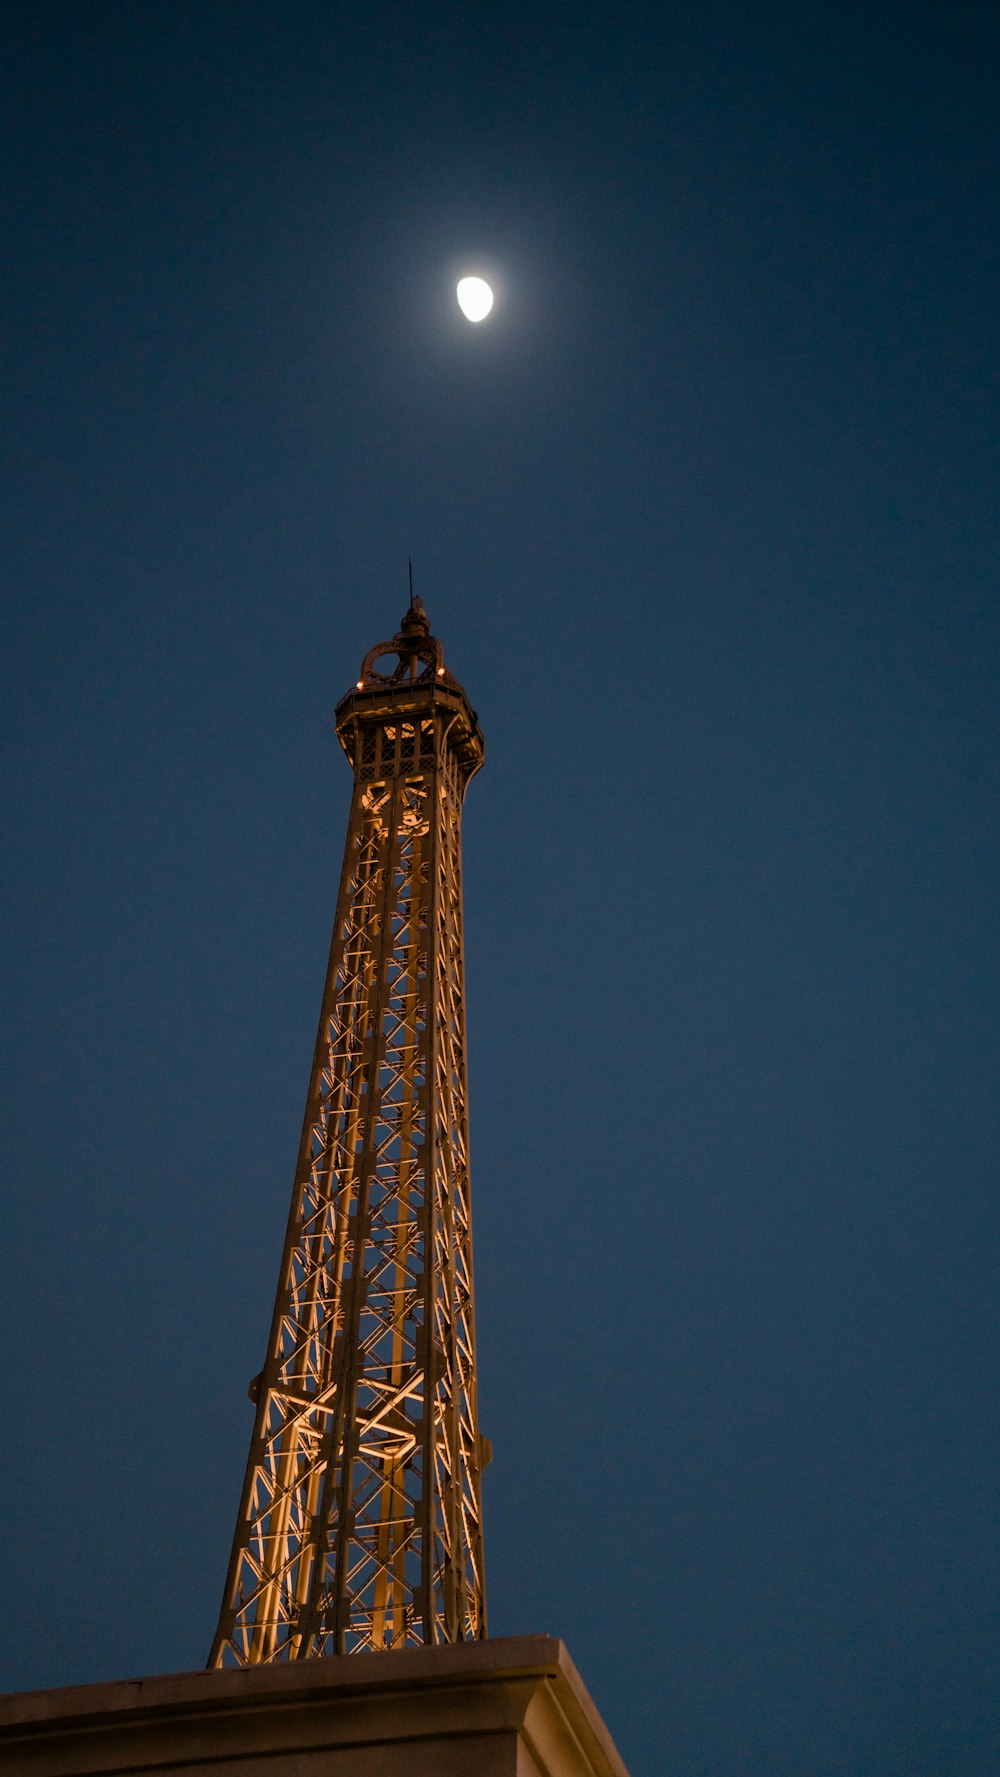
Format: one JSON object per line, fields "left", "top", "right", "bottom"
{"left": 209, "top": 605, "right": 486, "bottom": 1663}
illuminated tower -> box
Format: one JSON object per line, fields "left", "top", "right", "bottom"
{"left": 209, "top": 596, "right": 488, "bottom": 1665}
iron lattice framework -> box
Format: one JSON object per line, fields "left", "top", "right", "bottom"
{"left": 209, "top": 598, "right": 487, "bottom": 1665}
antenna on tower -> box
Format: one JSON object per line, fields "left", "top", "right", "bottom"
{"left": 408, "top": 557, "right": 415, "bottom": 610}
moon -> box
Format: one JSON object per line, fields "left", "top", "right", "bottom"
{"left": 456, "top": 277, "right": 494, "bottom": 322}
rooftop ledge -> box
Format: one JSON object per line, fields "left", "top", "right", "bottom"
{"left": 0, "top": 1634, "right": 630, "bottom": 1777}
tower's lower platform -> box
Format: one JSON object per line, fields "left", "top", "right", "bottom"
{"left": 0, "top": 1636, "right": 629, "bottom": 1777}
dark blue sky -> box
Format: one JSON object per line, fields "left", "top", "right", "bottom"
{"left": 2, "top": 5, "right": 998, "bottom": 1773}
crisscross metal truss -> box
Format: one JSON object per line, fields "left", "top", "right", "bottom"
{"left": 209, "top": 703, "right": 486, "bottom": 1665}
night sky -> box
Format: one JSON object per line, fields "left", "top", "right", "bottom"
{"left": 2, "top": 6, "right": 998, "bottom": 1773}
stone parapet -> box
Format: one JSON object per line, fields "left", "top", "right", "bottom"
{"left": 0, "top": 1635, "right": 630, "bottom": 1777}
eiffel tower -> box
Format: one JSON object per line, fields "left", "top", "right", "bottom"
{"left": 209, "top": 593, "right": 488, "bottom": 1664}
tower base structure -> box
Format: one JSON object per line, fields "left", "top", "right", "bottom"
{"left": 0, "top": 1637, "right": 629, "bottom": 1777}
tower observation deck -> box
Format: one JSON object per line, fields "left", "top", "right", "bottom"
{"left": 209, "top": 597, "right": 488, "bottom": 1664}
